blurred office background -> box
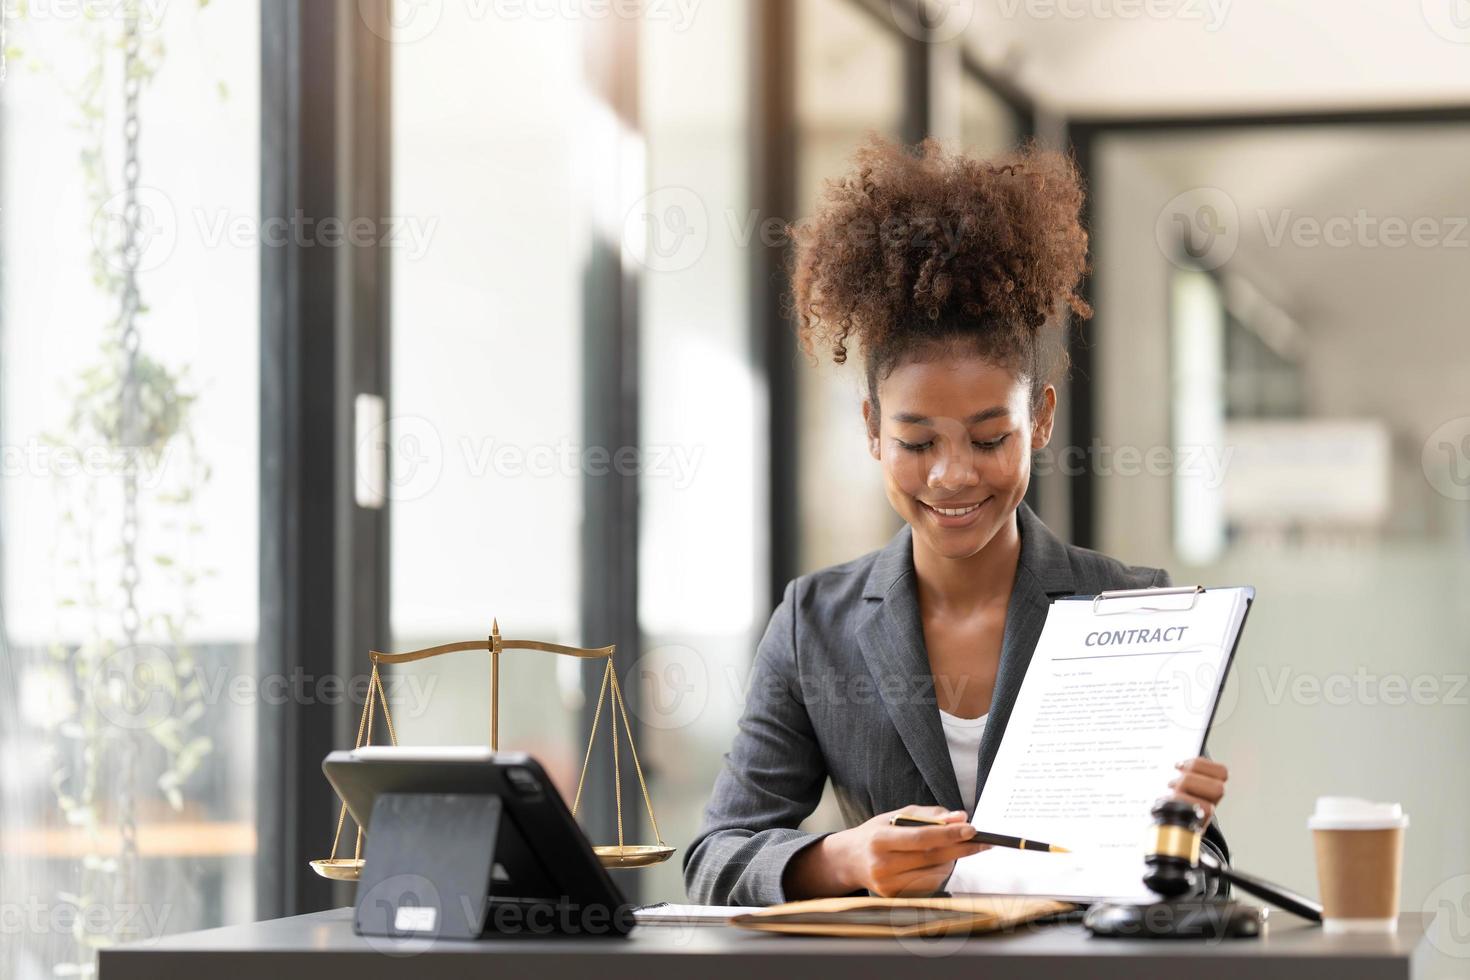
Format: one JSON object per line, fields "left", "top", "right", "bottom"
{"left": 2, "top": 1, "right": 1468, "bottom": 975}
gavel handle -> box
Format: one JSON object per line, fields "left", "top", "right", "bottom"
{"left": 1199, "top": 853, "right": 1323, "bottom": 922}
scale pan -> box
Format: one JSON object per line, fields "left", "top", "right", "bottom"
{"left": 594, "top": 844, "right": 676, "bottom": 869}
{"left": 310, "top": 858, "right": 365, "bottom": 881}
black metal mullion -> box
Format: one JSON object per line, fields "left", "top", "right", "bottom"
{"left": 844, "top": 0, "right": 932, "bottom": 143}
{"left": 901, "top": 20, "right": 931, "bottom": 144}
{"left": 258, "top": 0, "right": 340, "bottom": 920}
{"left": 1065, "top": 122, "right": 1098, "bottom": 549}
{"left": 960, "top": 50, "right": 1036, "bottom": 138}
{"left": 579, "top": 9, "right": 644, "bottom": 902}
{"left": 259, "top": 0, "right": 391, "bottom": 919}
{"left": 753, "top": 0, "right": 798, "bottom": 609}
{"left": 338, "top": 0, "right": 392, "bottom": 766}
{"left": 256, "top": 0, "right": 288, "bottom": 921}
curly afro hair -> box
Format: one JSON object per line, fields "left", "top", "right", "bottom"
{"left": 791, "top": 136, "right": 1091, "bottom": 413}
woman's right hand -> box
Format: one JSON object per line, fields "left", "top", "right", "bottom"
{"left": 787, "top": 805, "right": 992, "bottom": 899}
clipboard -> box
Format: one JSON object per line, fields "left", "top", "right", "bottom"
{"left": 1057, "top": 585, "right": 1255, "bottom": 757}
{"left": 948, "top": 584, "right": 1256, "bottom": 902}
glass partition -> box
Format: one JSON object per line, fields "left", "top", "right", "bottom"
{"left": 0, "top": 4, "right": 261, "bottom": 976}
{"left": 1092, "top": 123, "right": 1470, "bottom": 912}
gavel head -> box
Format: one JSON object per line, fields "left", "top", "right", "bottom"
{"left": 1142, "top": 798, "right": 1206, "bottom": 898}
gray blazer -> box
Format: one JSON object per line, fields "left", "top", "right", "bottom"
{"left": 684, "top": 503, "right": 1228, "bottom": 906}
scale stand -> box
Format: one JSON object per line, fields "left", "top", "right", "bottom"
{"left": 355, "top": 793, "right": 505, "bottom": 940}
{"left": 311, "top": 620, "right": 673, "bottom": 882}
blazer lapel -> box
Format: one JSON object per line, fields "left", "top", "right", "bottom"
{"left": 853, "top": 506, "right": 1077, "bottom": 816}
{"left": 972, "top": 504, "right": 1076, "bottom": 807}
{"left": 855, "top": 526, "right": 965, "bottom": 812}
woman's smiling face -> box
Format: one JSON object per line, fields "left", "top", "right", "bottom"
{"left": 864, "top": 352, "right": 1056, "bottom": 561}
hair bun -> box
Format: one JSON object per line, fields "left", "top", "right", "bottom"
{"left": 791, "top": 136, "right": 1091, "bottom": 369}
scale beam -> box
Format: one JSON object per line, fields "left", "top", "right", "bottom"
{"left": 311, "top": 619, "right": 672, "bottom": 879}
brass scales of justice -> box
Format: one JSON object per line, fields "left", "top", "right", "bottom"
{"left": 309, "top": 620, "right": 674, "bottom": 880}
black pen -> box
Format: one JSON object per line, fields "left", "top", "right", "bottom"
{"left": 889, "top": 813, "right": 1071, "bottom": 853}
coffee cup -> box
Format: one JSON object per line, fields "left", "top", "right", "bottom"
{"left": 1308, "top": 797, "right": 1409, "bottom": 934}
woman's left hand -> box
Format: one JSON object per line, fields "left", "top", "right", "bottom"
{"left": 1168, "top": 757, "right": 1228, "bottom": 823}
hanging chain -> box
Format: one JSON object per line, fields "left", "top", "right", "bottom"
{"left": 609, "top": 668, "right": 664, "bottom": 846}
{"left": 115, "top": 3, "right": 145, "bottom": 914}
{"left": 610, "top": 666, "right": 622, "bottom": 849}
{"left": 570, "top": 656, "right": 664, "bottom": 852}
{"left": 571, "top": 660, "right": 612, "bottom": 818}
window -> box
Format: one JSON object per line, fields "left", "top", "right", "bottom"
{"left": 387, "top": 1, "right": 587, "bottom": 798}
{"left": 793, "top": 0, "right": 908, "bottom": 577}
{"left": 0, "top": 4, "right": 261, "bottom": 976}
{"left": 636, "top": 0, "right": 757, "bottom": 902}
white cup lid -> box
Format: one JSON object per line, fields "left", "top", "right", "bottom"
{"left": 1308, "top": 796, "right": 1409, "bottom": 831}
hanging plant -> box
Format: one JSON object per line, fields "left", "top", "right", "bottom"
{"left": 6, "top": 1, "right": 220, "bottom": 973}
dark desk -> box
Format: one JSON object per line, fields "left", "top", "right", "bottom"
{"left": 100, "top": 907, "right": 1436, "bottom": 980}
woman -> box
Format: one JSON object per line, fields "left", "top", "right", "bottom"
{"left": 683, "top": 138, "right": 1229, "bottom": 907}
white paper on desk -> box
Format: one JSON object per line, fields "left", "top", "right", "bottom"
{"left": 949, "top": 587, "right": 1250, "bottom": 902}
{"left": 633, "top": 903, "right": 761, "bottom": 925}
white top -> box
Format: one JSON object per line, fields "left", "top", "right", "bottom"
{"left": 938, "top": 707, "right": 988, "bottom": 813}
{"left": 1308, "top": 796, "right": 1409, "bottom": 830}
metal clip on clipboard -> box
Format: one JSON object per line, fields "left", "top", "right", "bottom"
{"left": 1091, "top": 584, "right": 1204, "bottom": 616}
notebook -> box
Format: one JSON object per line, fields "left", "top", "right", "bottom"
{"left": 730, "top": 895, "right": 1075, "bottom": 938}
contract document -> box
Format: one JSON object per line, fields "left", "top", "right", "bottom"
{"left": 949, "top": 586, "right": 1252, "bottom": 902}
